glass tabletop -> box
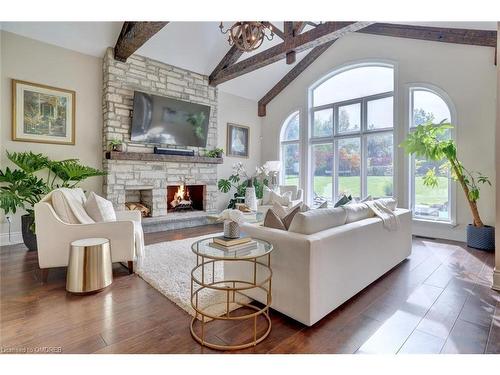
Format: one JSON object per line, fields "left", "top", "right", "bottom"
{"left": 191, "top": 237, "right": 273, "bottom": 260}
{"left": 207, "top": 211, "right": 264, "bottom": 224}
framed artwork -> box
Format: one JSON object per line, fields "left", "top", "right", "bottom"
{"left": 226, "top": 123, "right": 250, "bottom": 158}
{"left": 12, "top": 79, "right": 76, "bottom": 145}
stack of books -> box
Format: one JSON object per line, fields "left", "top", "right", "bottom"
{"left": 209, "top": 236, "right": 257, "bottom": 255}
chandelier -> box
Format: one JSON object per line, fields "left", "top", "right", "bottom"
{"left": 219, "top": 22, "right": 274, "bottom": 52}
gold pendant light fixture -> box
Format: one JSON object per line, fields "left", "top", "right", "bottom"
{"left": 219, "top": 22, "right": 274, "bottom": 52}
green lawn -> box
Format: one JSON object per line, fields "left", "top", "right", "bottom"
{"left": 284, "top": 175, "right": 448, "bottom": 205}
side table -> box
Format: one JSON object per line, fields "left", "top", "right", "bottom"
{"left": 66, "top": 238, "right": 113, "bottom": 294}
{"left": 190, "top": 237, "right": 273, "bottom": 350}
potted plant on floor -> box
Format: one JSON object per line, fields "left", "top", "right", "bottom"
{"left": 401, "top": 121, "right": 493, "bottom": 251}
{"left": 0, "top": 151, "right": 105, "bottom": 251}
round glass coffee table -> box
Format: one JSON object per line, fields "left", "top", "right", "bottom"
{"left": 190, "top": 237, "right": 273, "bottom": 350}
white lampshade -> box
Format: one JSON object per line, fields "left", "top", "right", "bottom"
{"left": 264, "top": 160, "right": 281, "bottom": 172}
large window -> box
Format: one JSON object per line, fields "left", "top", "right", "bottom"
{"left": 409, "top": 87, "right": 454, "bottom": 222}
{"left": 309, "top": 65, "right": 394, "bottom": 206}
{"left": 280, "top": 111, "right": 300, "bottom": 187}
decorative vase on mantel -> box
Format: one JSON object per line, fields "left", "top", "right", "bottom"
{"left": 245, "top": 178, "right": 257, "bottom": 212}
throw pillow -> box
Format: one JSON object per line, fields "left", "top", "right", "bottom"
{"left": 343, "top": 203, "right": 375, "bottom": 223}
{"left": 263, "top": 209, "right": 287, "bottom": 230}
{"left": 84, "top": 192, "right": 117, "bottom": 222}
{"left": 281, "top": 204, "right": 301, "bottom": 230}
{"left": 300, "top": 203, "right": 310, "bottom": 212}
{"left": 270, "top": 190, "right": 292, "bottom": 206}
{"left": 317, "top": 201, "right": 328, "bottom": 209}
{"left": 271, "top": 201, "right": 288, "bottom": 219}
{"left": 334, "top": 194, "right": 352, "bottom": 208}
{"left": 262, "top": 185, "right": 275, "bottom": 205}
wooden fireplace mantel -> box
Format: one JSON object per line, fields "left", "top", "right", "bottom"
{"left": 105, "top": 151, "right": 223, "bottom": 164}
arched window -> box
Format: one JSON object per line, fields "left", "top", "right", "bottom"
{"left": 309, "top": 64, "right": 394, "bottom": 206}
{"left": 280, "top": 111, "right": 300, "bottom": 187}
{"left": 409, "top": 87, "right": 455, "bottom": 222}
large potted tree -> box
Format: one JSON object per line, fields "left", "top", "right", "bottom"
{"left": 401, "top": 122, "right": 493, "bottom": 251}
{"left": 0, "top": 151, "right": 105, "bottom": 251}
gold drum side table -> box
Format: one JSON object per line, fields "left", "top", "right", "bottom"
{"left": 67, "top": 238, "right": 113, "bottom": 294}
{"left": 190, "top": 237, "right": 273, "bottom": 350}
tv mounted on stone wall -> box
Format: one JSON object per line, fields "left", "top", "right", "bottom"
{"left": 130, "top": 91, "right": 210, "bottom": 148}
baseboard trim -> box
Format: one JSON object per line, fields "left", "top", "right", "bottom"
{"left": 0, "top": 231, "right": 23, "bottom": 246}
{"left": 492, "top": 268, "right": 500, "bottom": 291}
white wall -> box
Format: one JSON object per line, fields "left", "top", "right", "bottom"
{"left": 216, "top": 91, "right": 262, "bottom": 211}
{"left": 0, "top": 31, "right": 103, "bottom": 244}
{"left": 261, "top": 32, "right": 497, "bottom": 241}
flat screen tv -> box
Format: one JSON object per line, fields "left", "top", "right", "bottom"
{"left": 130, "top": 91, "right": 210, "bottom": 147}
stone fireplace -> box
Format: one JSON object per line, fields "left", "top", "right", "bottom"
{"left": 101, "top": 48, "right": 220, "bottom": 232}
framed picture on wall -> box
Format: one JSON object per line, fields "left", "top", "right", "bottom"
{"left": 12, "top": 79, "right": 76, "bottom": 145}
{"left": 226, "top": 123, "right": 250, "bottom": 158}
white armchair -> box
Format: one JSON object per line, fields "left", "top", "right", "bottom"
{"left": 34, "top": 191, "right": 142, "bottom": 281}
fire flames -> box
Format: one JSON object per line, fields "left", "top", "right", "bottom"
{"left": 170, "top": 184, "right": 192, "bottom": 209}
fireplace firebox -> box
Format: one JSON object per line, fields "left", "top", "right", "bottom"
{"left": 167, "top": 184, "right": 205, "bottom": 212}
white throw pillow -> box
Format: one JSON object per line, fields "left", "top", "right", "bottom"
{"left": 84, "top": 192, "right": 117, "bottom": 222}
{"left": 343, "top": 203, "right": 375, "bottom": 223}
{"left": 272, "top": 201, "right": 303, "bottom": 220}
{"left": 288, "top": 207, "right": 347, "bottom": 235}
{"left": 262, "top": 185, "right": 275, "bottom": 205}
{"left": 271, "top": 202, "right": 288, "bottom": 219}
{"left": 270, "top": 190, "right": 292, "bottom": 206}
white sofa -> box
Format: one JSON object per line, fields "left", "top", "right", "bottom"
{"left": 257, "top": 185, "right": 304, "bottom": 214}
{"left": 225, "top": 208, "right": 412, "bottom": 326}
{"left": 34, "top": 188, "right": 143, "bottom": 279}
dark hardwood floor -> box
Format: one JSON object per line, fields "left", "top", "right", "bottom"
{"left": 1, "top": 224, "right": 499, "bottom": 354}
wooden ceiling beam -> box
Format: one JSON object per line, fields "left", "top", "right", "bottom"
{"left": 209, "top": 21, "right": 372, "bottom": 86}
{"left": 284, "top": 21, "right": 296, "bottom": 64}
{"left": 209, "top": 45, "right": 244, "bottom": 83}
{"left": 293, "top": 22, "right": 307, "bottom": 35}
{"left": 358, "top": 23, "right": 497, "bottom": 47}
{"left": 258, "top": 40, "right": 336, "bottom": 116}
{"left": 114, "top": 22, "right": 168, "bottom": 62}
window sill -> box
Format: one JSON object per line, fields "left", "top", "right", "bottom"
{"left": 412, "top": 217, "right": 458, "bottom": 228}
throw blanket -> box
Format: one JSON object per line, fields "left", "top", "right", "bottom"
{"left": 365, "top": 200, "right": 399, "bottom": 231}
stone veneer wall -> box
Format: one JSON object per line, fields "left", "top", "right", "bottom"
{"left": 102, "top": 48, "right": 219, "bottom": 216}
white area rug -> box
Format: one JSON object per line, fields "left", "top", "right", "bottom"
{"left": 136, "top": 233, "right": 249, "bottom": 319}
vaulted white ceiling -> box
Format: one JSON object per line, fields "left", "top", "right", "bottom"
{"left": 1, "top": 21, "right": 496, "bottom": 101}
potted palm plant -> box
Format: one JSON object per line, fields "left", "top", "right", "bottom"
{"left": 0, "top": 151, "right": 105, "bottom": 251}
{"left": 401, "top": 121, "right": 493, "bottom": 251}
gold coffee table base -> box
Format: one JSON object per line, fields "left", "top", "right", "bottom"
{"left": 190, "top": 301, "right": 272, "bottom": 350}
{"left": 190, "top": 239, "right": 273, "bottom": 351}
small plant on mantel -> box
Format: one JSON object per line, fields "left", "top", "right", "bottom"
{"left": 108, "top": 139, "right": 123, "bottom": 152}
{"left": 205, "top": 147, "right": 224, "bottom": 158}
{"left": 400, "top": 121, "right": 494, "bottom": 251}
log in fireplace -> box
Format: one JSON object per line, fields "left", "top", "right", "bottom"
{"left": 166, "top": 184, "right": 205, "bottom": 212}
